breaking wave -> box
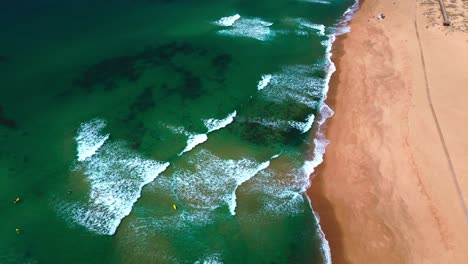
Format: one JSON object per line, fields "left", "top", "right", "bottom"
{"left": 75, "top": 119, "right": 110, "bottom": 162}
{"left": 174, "top": 149, "right": 275, "bottom": 215}
{"left": 215, "top": 15, "right": 274, "bottom": 41}
{"left": 62, "top": 119, "right": 170, "bottom": 235}
{"left": 257, "top": 74, "right": 272, "bottom": 91}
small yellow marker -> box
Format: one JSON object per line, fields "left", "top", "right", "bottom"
{"left": 16, "top": 228, "right": 21, "bottom": 234}
{"left": 13, "top": 197, "right": 20, "bottom": 204}
{"left": 173, "top": 204, "right": 177, "bottom": 210}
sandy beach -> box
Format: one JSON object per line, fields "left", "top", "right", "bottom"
{"left": 309, "top": 0, "right": 468, "bottom": 263}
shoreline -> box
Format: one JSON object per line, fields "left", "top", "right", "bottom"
{"left": 308, "top": 0, "right": 468, "bottom": 263}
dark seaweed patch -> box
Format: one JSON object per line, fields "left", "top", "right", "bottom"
{"left": 128, "top": 120, "right": 146, "bottom": 150}
{"left": 0, "top": 55, "right": 7, "bottom": 62}
{"left": 72, "top": 42, "right": 227, "bottom": 95}
{"left": 177, "top": 68, "right": 203, "bottom": 98}
{"left": 130, "top": 86, "right": 155, "bottom": 113}
{"left": 211, "top": 54, "right": 232, "bottom": 72}
{"left": 230, "top": 120, "right": 303, "bottom": 148}
{"left": 0, "top": 105, "right": 18, "bottom": 129}
{"left": 73, "top": 55, "right": 141, "bottom": 93}
{"left": 119, "top": 86, "right": 157, "bottom": 150}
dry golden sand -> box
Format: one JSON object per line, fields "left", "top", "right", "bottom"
{"left": 309, "top": 0, "right": 468, "bottom": 263}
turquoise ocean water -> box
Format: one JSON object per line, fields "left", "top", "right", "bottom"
{"left": 0, "top": 0, "right": 357, "bottom": 263}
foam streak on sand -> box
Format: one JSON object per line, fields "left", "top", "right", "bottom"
{"left": 66, "top": 119, "right": 170, "bottom": 235}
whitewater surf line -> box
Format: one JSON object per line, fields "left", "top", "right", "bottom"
{"left": 178, "top": 111, "right": 237, "bottom": 156}
{"left": 76, "top": 118, "right": 110, "bottom": 162}
{"left": 65, "top": 119, "right": 170, "bottom": 235}
{"left": 174, "top": 150, "right": 278, "bottom": 215}
{"left": 215, "top": 15, "right": 274, "bottom": 41}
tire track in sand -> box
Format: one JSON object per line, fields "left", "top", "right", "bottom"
{"left": 414, "top": 5, "right": 468, "bottom": 221}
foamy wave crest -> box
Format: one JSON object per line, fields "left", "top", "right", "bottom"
{"left": 204, "top": 111, "right": 237, "bottom": 133}
{"left": 76, "top": 119, "right": 110, "bottom": 162}
{"left": 250, "top": 115, "right": 314, "bottom": 133}
{"left": 250, "top": 118, "right": 285, "bottom": 130}
{"left": 171, "top": 111, "right": 237, "bottom": 156}
{"left": 257, "top": 74, "right": 272, "bottom": 90}
{"left": 299, "top": 0, "right": 331, "bottom": 4}
{"left": 214, "top": 14, "right": 241, "bottom": 27}
{"left": 245, "top": 167, "right": 307, "bottom": 216}
{"left": 259, "top": 65, "right": 326, "bottom": 108}
{"left": 288, "top": 113, "right": 315, "bottom": 134}
{"left": 308, "top": 195, "right": 332, "bottom": 264}
{"left": 179, "top": 134, "right": 208, "bottom": 156}
{"left": 131, "top": 210, "right": 214, "bottom": 235}
{"left": 195, "top": 254, "right": 223, "bottom": 264}
{"left": 330, "top": 0, "right": 360, "bottom": 36}
{"left": 216, "top": 16, "right": 274, "bottom": 41}
{"left": 303, "top": 104, "right": 333, "bottom": 181}
{"left": 65, "top": 120, "right": 170, "bottom": 235}
{"left": 227, "top": 159, "right": 271, "bottom": 215}
{"left": 295, "top": 19, "right": 325, "bottom": 36}
{"left": 174, "top": 150, "right": 272, "bottom": 215}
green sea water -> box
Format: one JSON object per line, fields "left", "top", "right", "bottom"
{"left": 0, "top": 0, "right": 356, "bottom": 263}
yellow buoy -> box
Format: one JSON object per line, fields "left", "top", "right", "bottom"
{"left": 16, "top": 228, "right": 21, "bottom": 234}
{"left": 173, "top": 204, "right": 177, "bottom": 210}
{"left": 13, "top": 197, "right": 20, "bottom": 204}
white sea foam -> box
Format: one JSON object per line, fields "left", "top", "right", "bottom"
{"left": 257, "top": 74, "right": 272, "bottom": 90}
{"left": 227, "top": 160, "right": 271, "bottom": 215}
{"left": 66, "top": 120, "right": 170, "bottom": 235}
{"left": 214, "top": 14, "right": 241, "bottom": 27}
{"left": 251, "top": 118, "right": 284, "bottom": 130}
{"left": 295, "top": 19, "right": 326, "bottom": 36}
{"left": 178, "top": 133, "right": 208, "bottom": 156}
{"left": 76, "top": 118, "right": 110, "bottom": 162}
{"left": 259, "top": 65, "right": 326, "bottom": 108}
{"left": 333, "top": 0, "right": 360, "bottom": 36}
{"left": 250, "top": 114, "right": 315, "bottom": 133}
{"left": 174, "top": 150, "right": 272, "bottom": 215}
{"left": 302, "top": 2, "right": 358, "bottom": 261}
{"left": 131, "top": 210, "right": 213, "bottom": 234}
{"left": 299, "top": 0, "right": 331, "bottom": 4}
{"left": 195, "top": 254, "right": 223, "bottom": 264}
{"left": 170, "top": 111, "right": 237, "bottom": 156}
{"left": 288, "top": 113, "right": 315, "bottom": 134}
{"left": 216, "top": 17, "right": 274, "bottom": 41}
{"left": 204, "top": 110, "right": 237, "bottom": 133}
{"left": 307, "top": 196, "right": 332, "bottom": 264}
{"left": 245, "top": 168, "right": 306, "bottom": 216}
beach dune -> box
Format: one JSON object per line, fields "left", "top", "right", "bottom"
{"left": 309, "top": 0, "right": 468, "bottom": 263}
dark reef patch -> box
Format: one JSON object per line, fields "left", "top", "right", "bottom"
{"left": 211, "top": 54, "right": 232, "bottom": 73}
{"left": 0, "top": 105, "right": 18, "bottom": 129}
{"left": 0, "top": 55, "right": 8, "bottom": 62}
{"left": 230, "top": 120, "right": 303, "bottom": 148}
{"left": 130, "top": 86, "right": 155, "bottom": 113}
{"left": 73, "top": 55, "right": 141, "bottom": 93}
{"left": 72, "top": 42, "right": 231, "bottom": 96}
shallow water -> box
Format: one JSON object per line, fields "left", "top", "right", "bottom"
{"left": 0, "top": 0, "right": 356, "bottom": 263}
